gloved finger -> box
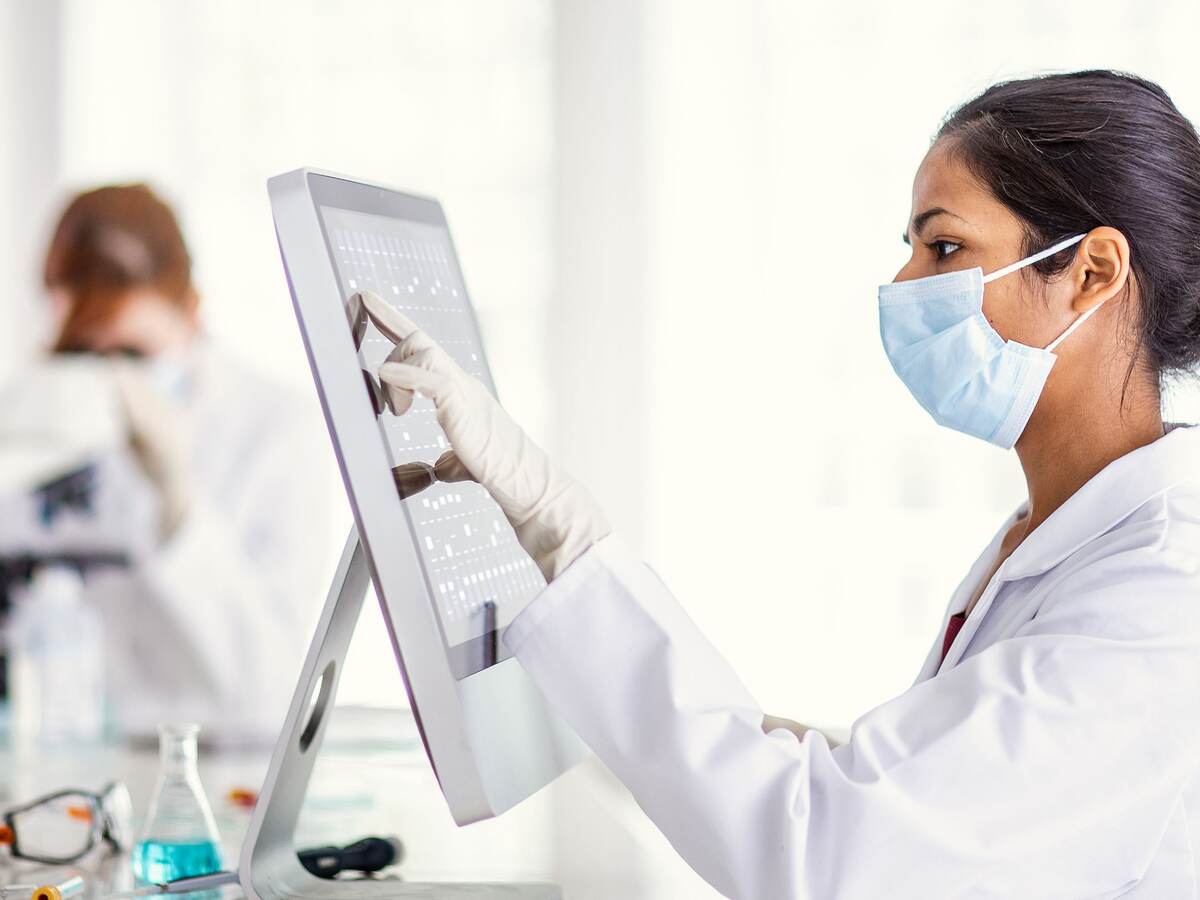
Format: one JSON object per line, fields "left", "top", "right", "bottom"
{"left": 375, "top": 354, "right": 416, "bottom": 415}
{"left": 356, "top": 290, "right": 420, "bottom": 344}
{"left": 433, "top": 450, "right": 475, "bottom": 483}
{"left": 384, "top": 383, "right": 414, "bottom": 416}
{"left": 374, "top": 364, "right": 414, "bottom": 416}
{"left": 386, "top": 333, "right": 460, "bottom": 376}
{"left": 377, "top": 346, "right": 425, "bottom": 414}
{"left": 358, "top": 290, "right": 453, "bottom": 365}
{"left": 378, "top": 361, "right": 454, "bottom": 406}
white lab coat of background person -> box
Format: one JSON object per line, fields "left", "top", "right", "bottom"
{"left": 0, "top": 342, "right": 330, "bottom": 742}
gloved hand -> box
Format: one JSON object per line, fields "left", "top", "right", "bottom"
{"left": 112, "top": 360, "right": 193, "bottom": 540}
{"left": 355, "top": 290, "right": 610, "bottom": 582}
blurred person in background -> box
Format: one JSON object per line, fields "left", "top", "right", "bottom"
{"left": 0, "top": 184, "right": 328, "bottom": 742}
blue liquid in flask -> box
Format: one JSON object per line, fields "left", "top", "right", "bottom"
{"left": 132, "top": 839, "right": 223, "bottom": 882}
{"left": 134, "top": 724, "right": 224, "bottom": 887}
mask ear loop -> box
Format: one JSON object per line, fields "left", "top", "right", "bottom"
{"left": 979, "top": 233, "right": 1097, "bottom": 352}
{"left": 1045, "top": 299, "right": 1106, "bottom": 352}
{"left": 981, "top": 233, "right": 1087, "bottom": 285}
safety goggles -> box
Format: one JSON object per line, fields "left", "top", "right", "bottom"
{"left": 0, "top": 782, "right": 132, "bottom": 864}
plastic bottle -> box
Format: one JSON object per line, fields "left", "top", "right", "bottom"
{"left": 132, "top": 724, "right": 224, "bottom": 884}
{"left": 8, "top": 565, "right": 105, "bottom": 743}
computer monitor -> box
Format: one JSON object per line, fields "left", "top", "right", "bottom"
{"left": 267, "top": 169, "right": 587, "bottom": 826}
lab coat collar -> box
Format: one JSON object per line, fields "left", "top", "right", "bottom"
{"left": 998, "top": 423, "right": 1200, "bottom": 583}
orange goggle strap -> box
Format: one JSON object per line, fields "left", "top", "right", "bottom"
{"left": 0, "top": 823, "right": 14, "bottom": 845}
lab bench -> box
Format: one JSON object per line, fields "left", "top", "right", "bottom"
{"left": 0, "top": 706, "right": 724, "bottom": 900}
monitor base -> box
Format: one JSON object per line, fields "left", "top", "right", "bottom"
{"left": 238, "top": 529, "right": 561, "bottom": 900}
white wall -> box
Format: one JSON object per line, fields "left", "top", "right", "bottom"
{"left": 550, "top": 0, "right": 654, "bottom": 551}
{"left": 0, "top": 1, "right": 63, "bottom": 371}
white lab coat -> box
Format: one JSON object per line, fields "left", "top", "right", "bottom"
{"left": 0, "top": 344, "right": 332, "bottom": 741}
{"left": 506, "top": 424, "right": 1200, "bottom": 899}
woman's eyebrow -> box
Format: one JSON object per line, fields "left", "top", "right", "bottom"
{"left": 902, "top": 207, "right": 967, "bottom": 245}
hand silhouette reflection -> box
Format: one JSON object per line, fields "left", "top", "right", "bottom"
{"left": 391, "top": 450, "right": 475, "bottom": 499}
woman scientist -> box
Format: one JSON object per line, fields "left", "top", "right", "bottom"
{"left": 0, "top": 185, "right": 329, "bottom": 741}
{"left": 365, "top": 70, "right": 1200, "bottom": 897}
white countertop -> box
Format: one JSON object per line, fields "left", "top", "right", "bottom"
{"left": 0, "top": 706, "right": 729, "bottom": 900}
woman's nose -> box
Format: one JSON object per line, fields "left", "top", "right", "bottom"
{"left": 891, "top": 259, "right": 920, "bottom": 284}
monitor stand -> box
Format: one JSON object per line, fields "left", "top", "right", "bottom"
{"left": 239, "top": 529, "right": 561, "bottom": 900}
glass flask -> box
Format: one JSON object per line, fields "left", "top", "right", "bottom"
{"left": 132, "top": 724, "right": 223, "bottom": 883}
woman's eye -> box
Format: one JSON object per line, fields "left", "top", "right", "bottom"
{"left": 931, "top": 240, "right": 962, "bottom": 260}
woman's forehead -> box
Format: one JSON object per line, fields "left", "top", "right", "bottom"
{"left": 913, "top": 144, "right": 981, "bottom": 209}
{"left": 910, "top": 142, "right": 1016, "bottom": 235}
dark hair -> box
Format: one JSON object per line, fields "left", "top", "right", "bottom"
{"left": 43, "top": 183, "right": 195, "bottom": 353}
{"left": 937, "top": 70, "right": 1200, "bottom": 388}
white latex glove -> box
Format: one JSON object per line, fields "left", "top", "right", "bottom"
{"left": 112, "top": 360, "right": 193, "bottom": 540}
{"left": 356, "top": 290, "right": 610, "bottom": 581}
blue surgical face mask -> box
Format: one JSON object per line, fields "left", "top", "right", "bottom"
{"left": 877, "top": 234, "right": 1100, "bottom": 449}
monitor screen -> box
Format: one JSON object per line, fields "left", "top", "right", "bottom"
{"left": 312, "top": 197, "right": 545, "bottom": 679}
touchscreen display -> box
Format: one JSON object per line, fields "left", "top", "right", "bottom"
{"left": 316, "top": 204, "right": 545, "bottom": 678}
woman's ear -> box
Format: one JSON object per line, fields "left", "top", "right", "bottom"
{"left": 1072, "top": 226, "right": 1131, "bottom": 313}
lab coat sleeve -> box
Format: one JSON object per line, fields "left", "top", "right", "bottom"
{"left": 504, "top": 534, "right": 1200, "bottom": 900}
{"left": 117, "top": 407, "right": 331, "bottom": 737}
